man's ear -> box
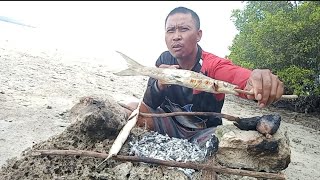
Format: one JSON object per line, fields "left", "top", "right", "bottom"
{"left": 197, "top": 29, "right": 202, "bottom": 42}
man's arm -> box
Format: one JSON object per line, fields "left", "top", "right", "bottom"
{"left": 142, "top": 77, "right": 166, "bottom": 109}
{"left": 142, "top": 53, "right": 169, "bottom": 109}
{"left": 207, "top": 56, "right": 283, "bottom": 107}
{"left": 205, "top": 57, "right": 252, "bottom": 99}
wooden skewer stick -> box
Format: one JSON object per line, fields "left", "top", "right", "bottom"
{"left": 31, "top": 149, "right": 286, "bottom": 180}
{"left": 234, "top": 89, "right": 298, "bottom": 99}
{"left": 118, "top": 103, "right": 240, "bottom": 121}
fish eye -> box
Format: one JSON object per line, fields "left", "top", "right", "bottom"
{"left": 223, "top": 82, "right": 229, "bottom": 87}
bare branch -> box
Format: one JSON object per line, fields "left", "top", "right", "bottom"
{"left": 118, "top": 103, "right": 240, "bottom": 121}
{"left": 32, "top": 149, "right": 286, "bottom": 180}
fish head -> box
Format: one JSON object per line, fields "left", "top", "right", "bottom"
{"left": 256, "top": 114, "right": 281, "bottom": 135}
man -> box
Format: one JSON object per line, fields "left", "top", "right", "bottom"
{"left": 126, "top": 6, "right": 284, "bottom": 147}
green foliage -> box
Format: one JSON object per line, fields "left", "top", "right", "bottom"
{"left": 277, "top": 65, "right": 320, "bottom": 96}
{"left": 229, "top": 1, "right": 320, "bottom": 96}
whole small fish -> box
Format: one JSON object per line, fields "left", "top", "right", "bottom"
{"left": 114, "top": 51, "right": 240, "bottom": 95}
{"left": 256, "top": 114, "right": 281, "bottom": 139}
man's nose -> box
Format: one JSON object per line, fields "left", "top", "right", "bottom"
{"left": 173, "top": 30, "right": 182, "bottom": 41}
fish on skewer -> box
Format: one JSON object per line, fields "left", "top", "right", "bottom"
{"left": 114, "top": 51, "right": 240, "bottom": 95}
{"left": 114, "top": 51, "right": 298, "bottom": 100}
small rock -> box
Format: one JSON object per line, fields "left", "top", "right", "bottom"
{"left": 292, "top": 138, "right": 301, "bottom": 144}
{"left": 46, "top": 106, "right": 52, "bottom": 109}
{"left": 0, "top": 91, "right": 4, "bottom": 94}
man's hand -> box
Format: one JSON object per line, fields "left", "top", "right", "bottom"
{"left": 156, "top": 64, "right": 180, "bottom": 90}
{"left": 244, "top": 69, "right": 284, "bottom": 108}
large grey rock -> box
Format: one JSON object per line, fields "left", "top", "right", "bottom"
{"left": 69, "top": 96, "right": 128, "bottom": 141}
{"left": 215, "top": 124, "right": 291, "bottom": 173}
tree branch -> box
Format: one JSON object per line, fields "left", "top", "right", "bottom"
{"left": 31, "top": 149, "right": 286, "bottom": 180}
{"left": 118, "top": 103, "right": 240, "bottom": 121}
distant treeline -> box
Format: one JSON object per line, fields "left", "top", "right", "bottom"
{"left": 228, "top": 1, "right": 320, "bottom": 113}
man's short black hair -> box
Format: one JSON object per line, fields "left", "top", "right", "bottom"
{"left": 165, "top": 6, "right": 200, "bottom": 30}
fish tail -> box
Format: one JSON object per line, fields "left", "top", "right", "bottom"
{"left": 113, "top": 51, "right": 144, "bottom": 76}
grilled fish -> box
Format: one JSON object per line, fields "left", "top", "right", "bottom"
{"left": 114, "top": 51, "right": 240, "bottom": 95}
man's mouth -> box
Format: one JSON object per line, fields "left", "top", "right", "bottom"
{"left": 172, "top": 44, "right": 183, "bottom": 51}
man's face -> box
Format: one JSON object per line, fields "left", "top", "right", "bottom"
{"left": 165, "top": 13, "right": 202, "bottom": 59}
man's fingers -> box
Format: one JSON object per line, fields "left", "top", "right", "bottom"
{"left": 171, "top": 65, "right": 180, "bottom": 69}
{"left": 158, "top": 64, "right": 170, "bottom": 68}
{"left": 260, "top": 70, "right": 272, "bottom": 106}
{"left": 157, "top": 64, "right": 180, "bottom": 90}
{"left": 245, "top": 69, "right": 284, "bottom": 108}
{"left": 159, "top": 64, "right": 180, "bottom": 69}
{"left": 250, "top": 70, "right": 263, "bottom": 101}
{"left": 275, "top": 78, "right": 284, "bottom": 101}
{"left": 245, "top": 87, "right": 255, "bottom": 100}
{"left": 265, "top": 74, "right": 278, "bottom": 106}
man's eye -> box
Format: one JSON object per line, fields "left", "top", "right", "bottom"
{"left": 181, "top": 28, "right": 189, "bottom": 32}
{"left": 167, "top": 29, "right": 175, "bottom": 33}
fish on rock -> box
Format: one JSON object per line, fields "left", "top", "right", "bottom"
{"left": 256, "top": 114, "right": 281, "bottom": 138}
{"left": 233, "top": 114, "right": 282, "bottom": 138}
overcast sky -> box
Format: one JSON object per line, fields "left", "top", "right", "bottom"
{"left": 0, "top": 1, "right": 245, "bottom": 67}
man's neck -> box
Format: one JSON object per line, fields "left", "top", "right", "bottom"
{"left": 177, "top": 46, "right": 199, "bottom": 70}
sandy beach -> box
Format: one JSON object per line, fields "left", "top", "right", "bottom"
{"left": 1, "top": 22, "right": 320, "bottom": 179}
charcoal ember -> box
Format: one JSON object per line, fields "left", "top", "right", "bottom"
{"left": 247, "top": 139, "right": 279, "bottom": 156}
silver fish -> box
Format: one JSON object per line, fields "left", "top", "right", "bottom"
{"left": 114, "top": 51, "right": 240, "bottom": 95}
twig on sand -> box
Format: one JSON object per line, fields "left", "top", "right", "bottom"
{"left": 118, "top": 102, "right": 240, "bottom": 121}
{"left": 31, "top": 149, "right": 286, "bottom": 180}
{"left": 202, "top": 156, "right": 218, "bottom": 180}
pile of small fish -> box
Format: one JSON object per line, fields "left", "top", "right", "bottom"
{"left": 129, "top": 131, "right": 210, "bottom": 177}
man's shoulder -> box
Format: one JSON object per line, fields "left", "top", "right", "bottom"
{"left": 201, "top": 50, "right": 232, "bottom": 64}
{"left": 201, "top": 50, "right": 221, "bottom": 60}
{"left": 159, "top": 51, "right": 174, "bottom": 59}
{"left": 157, "top": 51, "right": 176, "bottom": 64}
